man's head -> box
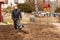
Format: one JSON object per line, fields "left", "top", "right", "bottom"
{"left": 13, "top": 4, "right": 18, "bottom": 10}
{"left": 13, "top": 6, "right": 18, "bottom": 10}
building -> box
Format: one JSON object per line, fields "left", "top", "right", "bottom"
{"left": 7, "top": 0, "right": 26, "bottom": 4}
{"left": 2, "top": 0, "right": 26, "bottom": 8}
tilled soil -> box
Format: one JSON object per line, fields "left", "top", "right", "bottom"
{"left": 0, "top": 24, "right": 60, "bottom": 40}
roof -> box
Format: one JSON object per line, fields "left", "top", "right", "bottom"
{"left": 43, "top": 3, "right": 50, "bottom": 8}
{"left": 0, "top": 0, "right": 5, "bottom": 2}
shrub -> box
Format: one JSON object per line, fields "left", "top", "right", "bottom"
{"left": 17, "top": 3, "right": 35, "bottom": 13}
{"left": 55, "top": 7, "right": 60, "bottom": 13}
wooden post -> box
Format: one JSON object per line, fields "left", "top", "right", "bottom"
{"left": 0, "top": 4, "right": 2, "bottom": 22}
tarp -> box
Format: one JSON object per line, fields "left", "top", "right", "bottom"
{"left": 43, "top": 3, "right": 50, "bottom": 8}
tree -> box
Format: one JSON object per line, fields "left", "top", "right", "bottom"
{"left": 7, "top": 6, "right": 12, "bottom": 13}
{"left": 55, "top": 7, "right": 60, "bottom": 13}
{"left": 17, "top": 3, "right": 35, "bottom": 13}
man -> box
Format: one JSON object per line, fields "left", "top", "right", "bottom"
{"left": 12, "top": 5, "right": 22, "bottom": 31}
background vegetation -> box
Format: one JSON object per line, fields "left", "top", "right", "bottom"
{"left": 55, "top": 7, "right": 60, "bottom": 13}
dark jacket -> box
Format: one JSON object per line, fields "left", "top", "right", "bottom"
{"left": 12, "top": 9, "right": 22, "bottom": 20}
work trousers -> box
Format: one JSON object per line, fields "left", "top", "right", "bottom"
{"left": 13, "top": 19, "right": 20, "bottom": 30}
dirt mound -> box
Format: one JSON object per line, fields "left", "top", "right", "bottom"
{"left": 0, "top": 24, "right": 60, "bottom": 40}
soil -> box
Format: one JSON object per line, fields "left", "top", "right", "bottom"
{"left": 0, "top": 24, "right": 60, "bottom": 40}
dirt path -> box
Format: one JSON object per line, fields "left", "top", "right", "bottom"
{"left": 52, "top": 23, "right": 60, "bottom": 27}
{"left": 0, "top": 24, "right": 60, "bottom": 40}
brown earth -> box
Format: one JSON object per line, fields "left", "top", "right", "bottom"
{"left": 0, "top": 24, "right": 60, "bottom": 40}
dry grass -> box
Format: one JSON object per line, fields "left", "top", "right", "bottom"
{"left": 3, "top": 13, "right": 58, "bottom": 25}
